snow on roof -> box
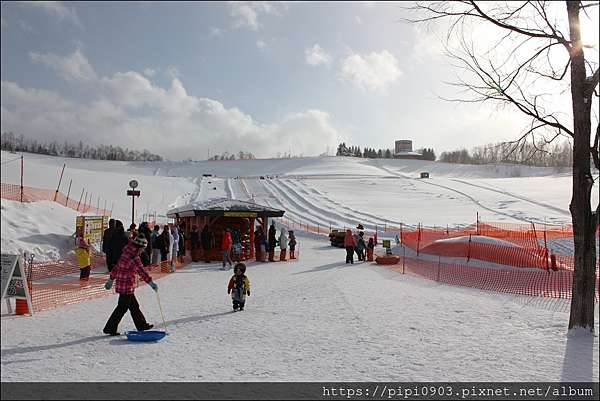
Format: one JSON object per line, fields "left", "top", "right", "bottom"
{"left": 167, "top": 197, "right": 285, "bottom": 218}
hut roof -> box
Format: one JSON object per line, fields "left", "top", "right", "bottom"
{"left": 166, "top": 197, "right": 285, "bottom": 218}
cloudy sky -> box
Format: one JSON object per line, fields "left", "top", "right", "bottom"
{"left": 1, "top": 1, "right": 598, "bottom": 160}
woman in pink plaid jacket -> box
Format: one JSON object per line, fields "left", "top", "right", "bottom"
{"left": 103, "top": 235, "right": 158, "bottom": 336}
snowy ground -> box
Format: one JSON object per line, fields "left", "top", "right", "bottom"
{"left": 1, "top": 151, "right": 599, "bottom": 382}
{"left": 2, "top": 237, "right": 598, "bottom": 382}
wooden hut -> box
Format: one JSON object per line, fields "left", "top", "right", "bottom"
{"left": 166, "top": 198, "right": 285, "bottom": 261}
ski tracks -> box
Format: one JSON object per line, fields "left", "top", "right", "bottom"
{"left": 374, "top": 164, "right": 551, "bottom": 224}
{"left": 449, "top": 178, "right": 569, "bottom": 216}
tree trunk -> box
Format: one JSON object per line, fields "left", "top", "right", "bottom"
{"left": 567, "top": 1, "right": 598, "bottom": 331}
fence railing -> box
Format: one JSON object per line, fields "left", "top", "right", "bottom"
{"left": 1, "top": 183, "right": 109, "bottom": 215}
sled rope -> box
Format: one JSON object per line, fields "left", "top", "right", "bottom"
{"left": 156, "top": 291, "right": 168, "bottom": 333}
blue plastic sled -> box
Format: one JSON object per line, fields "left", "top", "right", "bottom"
{"left": 125, "top": 330, "right": 167, "bottom": 342}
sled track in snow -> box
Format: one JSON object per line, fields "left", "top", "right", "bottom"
{"left": 189, "top": 176, "right": 203, "bottom": 202}
{"left": 260, "top": 179, "right": 338, "bottom": 228}
{"left": 225, "top": 178, "right": 234, "bottom": 200}
{"left": 248, "top": 179, "right": 324, "bottom": 228}
{"left": 276, "top": 178, "right": 395, "bottom": 231}
{"left": 289, "top": 178, "right": 407, "bottom": 227}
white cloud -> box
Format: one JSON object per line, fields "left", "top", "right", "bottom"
{"left": 227, "top": 1, "right": 284, "bottom": 31}
{"left": 305, "top": 44, "right": 332, "bottom": 67}
{"left": 18, "top": 1, "right": 83, "bottom": 28}
{"left": 142, "top": 68, "right": 156, "bottom": 77}
{"left": 30, "top": 49, "right": 97, "bottom": 82}
{"left": 209, "top": 26, "right": 223, "bottom": 37}
{"left": 339, "top": 50, "right": 401, "bottom": 91}
{"left": 355, "top": 16, "right": 363, "bottom": 25}
{"left": 166, "top": 65, "right": 181, "bottom": 79}
{"left": 1, "top": 50, "right": 340, "bottom": 159}
{"left": 256, "top": 40, "right": 267, "bottom": 50}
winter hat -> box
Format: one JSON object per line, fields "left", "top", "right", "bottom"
{"left": 132, "top": 235, "right": 148, "bottom": 248}
{"left": 356, "top": 224, "right": 364, "bottom": 230}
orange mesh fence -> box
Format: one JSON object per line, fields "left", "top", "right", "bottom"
{"left": 23, "top": 247, "right": 300, "bottom": 313}
{"left": 1, "top": 182, "right": 109, "bottom": 215}
{"left": 24, "top": 256, "right": 190, "bottom": 313}
{"left": 384, "top": 255, "right": 599, "bottom": 301}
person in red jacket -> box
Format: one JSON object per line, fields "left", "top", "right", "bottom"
{"left": 103, "top": 235, "right": 157, "bottom": 336}
{"left": 221, "top": 228, "right": 233, "bottom": 270}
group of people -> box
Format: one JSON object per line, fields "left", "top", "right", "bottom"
{"left": 253, "top": 222, "right": 297, "bottom": 263}
{"left": 343, "top": 224, "right": 375, "bottom": 264}
{"left": 97, "top": 218, "right": 304, "bottom": 334}
{"left": 99, "top": 228, "right": 252, "bottom": 334}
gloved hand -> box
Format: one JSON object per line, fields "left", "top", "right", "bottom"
{"left": 148, "top": 281, "right": 158, "bottom": 291}
{"left": 246, "top": 290, "right": 250, "bottom": 296}
{"left": 104, "top": 278, "right": 113, "bottom": 290}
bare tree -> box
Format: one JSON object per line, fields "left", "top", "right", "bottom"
{"left": 407, "top": 1, "right": 599, "bottom": 331}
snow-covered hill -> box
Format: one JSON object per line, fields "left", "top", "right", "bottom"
{"left": 1, "top": 151, "right": 598, "bottom": 382}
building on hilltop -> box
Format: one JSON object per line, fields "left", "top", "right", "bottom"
{"left": 394, "top": 140, "right": 423, "bottom": 159}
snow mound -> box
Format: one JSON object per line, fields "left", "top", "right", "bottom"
{"left": 433, "top": 235, "right": 520, "bottom": 247}
{"left": 0, "top": 199, "right": 78, "bottom": 261}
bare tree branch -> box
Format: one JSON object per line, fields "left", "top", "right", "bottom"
{"left": 468, "top": 1, "right": 571, "bottom": 48}
{"left": 592, "top": 123, "right": 600, "bottom": 170}
{"left": 586, "top": 68, "right": 600, "bottom": 98}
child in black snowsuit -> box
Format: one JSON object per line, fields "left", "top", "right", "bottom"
{"left": 227, "top": 263, "right": 251, "bottom": 311}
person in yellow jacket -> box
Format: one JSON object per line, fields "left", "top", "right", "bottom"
{"left": 75, "top": 237, "right": 91, "bottom": 280}
{"left": 227, "top": 263, "right": 250, "bottom": 311}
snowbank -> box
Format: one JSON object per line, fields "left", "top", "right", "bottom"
{"left": 1, "top": 199, "right": 78, "bottom": 261}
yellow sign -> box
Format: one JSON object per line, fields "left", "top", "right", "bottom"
{"left": 223, "top": 211, "right": 257, "bottom": 217}
{"left": 76, "top": 215, "right": 109, "bottom": 245}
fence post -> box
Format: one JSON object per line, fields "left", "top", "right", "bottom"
{"left": 53, "top": 163, "right": 66, "bottom": 202}
{"left": 77, "top": 188, "right": 84, "bottom": 212}
{"left": 65, "top": 179, "right": 72, "bottom": 206}
{"left": 437, "top": 255, "right": 441, "bottom": 281}
{"left": 417, "top": 223, "right": 421, "bottom": 257}
{"left": 467, "top": 234, "right": 472, "bottom": 262}
{"left": 317, "top": 223, "right": 320, "bottom": 235}
{"left": 400, "top": 223, "right": 403, "bottom": 246}
{"left": 402, "top": 245, "right": 406, "bottom": 274}
{"left": 97, "top": 196, "right": 100, "bottom": 214}
{"left": 20, "top": 155, "right": 24, "bottom": 202}
{"left": 83, "top": 191, "right": 88, "bottom": 212}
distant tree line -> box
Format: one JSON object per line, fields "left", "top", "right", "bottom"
{"left": 336, "top": 142, "right": 436, "bottom": 160}
{"left": 439, "top": 140, "right": 575, "bottom": 167}
{"left": 206, "top": 150, "right": 256, "bottom": 161}
{"left": 1, "top": 131, "right": 163, "bottom": 162}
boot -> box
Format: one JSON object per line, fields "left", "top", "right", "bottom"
{"left": 280, "top": 249, "right": 287, "bottom": 261}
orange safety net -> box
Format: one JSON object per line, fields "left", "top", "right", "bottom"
{"left": 1, "top": 182, "right": 109, "bottom": 215}
{"left": 383, "top": 254, "right": 599, "bottom": 301}
{"left": 23, "top": 255, "right": 190, "bottom": 313}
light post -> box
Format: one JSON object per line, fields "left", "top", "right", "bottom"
{"left": 127, "top": 180, "right": 141, "bottom": 227}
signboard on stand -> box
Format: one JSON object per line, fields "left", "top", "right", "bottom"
{"left": 76, "top": 215, "right": 108, "bottom": 247}
{"left": 1, "top": 254, "right": 33, "bottom": 315}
